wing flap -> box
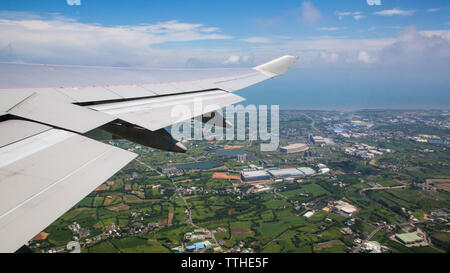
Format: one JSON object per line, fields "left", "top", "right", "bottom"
{"left": 7, "top": 93, "right": 115, "bottom": 133}
{"left": 0, "top": 122, "right": 136, "bottom": 252}
{"left": 140, "top": 83, "right": 183, "bottom": 96}
{"left": 104, "top": 85, "right": 157, "bottom": 98}
{"left": 55, "top": 86, "right": 123, "bottom": 102}
{"left": 0, "top": 120, "right": 51, "bottom": 148}
{"left": 90, "top": 90, "right": 245, "bottom": 131}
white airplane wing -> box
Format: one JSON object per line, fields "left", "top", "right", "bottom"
{"left": 0, "top": 55, "right": 297, "bottom": 252}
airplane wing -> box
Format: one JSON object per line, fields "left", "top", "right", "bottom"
{"left": 0, "top": 55, "right": 297, "bottom": 252}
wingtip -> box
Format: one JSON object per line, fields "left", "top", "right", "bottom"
{"left": 253, "top": 55, "right": 298, "bottom": 77}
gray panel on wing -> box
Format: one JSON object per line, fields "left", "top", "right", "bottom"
{"left": 104, "top": 85, "right": 157, "bottom": 98}
{"left": 214, "top": 73, "right": 270, "bottom": 92}
{"left": 90, "top": 90, "right": 245, "bottom": 131}
{"left": 0, "top": 120, "right": 51, "bottom": 148}
{"left": 0, "top": 90, "right": 34, "bottom": 112}
{"left": 56, "top": 86, "right": 123, "bottom": 102}
{"left": 140, "top": 83, "right": 182, "bottom": 95}
{"left": 0, "top": 128, "right": 136, "bottom": 252}
{"left": 7, "top": 93, "right": 115, "bottom": 133}
{"left": 171, "top": 81, "right": 209, "bottom": 93}
{"left": 10, "top": 88, "right": 76, "bottom": 103}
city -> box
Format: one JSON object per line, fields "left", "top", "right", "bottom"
{"left": 29, "top": 109, "right": 450, "bottom": 253}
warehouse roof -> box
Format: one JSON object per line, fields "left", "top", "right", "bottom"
{"left": 241, "top": 170, "right": 270, "bottom": 178}
{"left": 280, "top": 143, "right": 308, "bottom": 149}
{"left": 297, "top": 167, "right": 316, "bottom": 176}
{"left": 268, "top": 168, "right": 304, "bottom": 177}
{"left": 395, "top": 232, "right": 423, "bottom": 244}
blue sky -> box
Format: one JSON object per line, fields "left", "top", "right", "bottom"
{"left": 0, "top": 0, "right": 449, "bottom": 108}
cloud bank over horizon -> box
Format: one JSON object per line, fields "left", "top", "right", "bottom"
{"left": 0, "top": 0, "right": 448, "bottom": 107}
{"left": 0, "top": 11, "right": 449, "bottom": 71}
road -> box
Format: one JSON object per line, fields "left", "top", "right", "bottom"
{"left": 302, "top": 113, "right": 318, "bottom": 132}
{"left": 169, "top": 176, "right": 218, "bottom": 246}
{"left": 273, "top": 188, "right": 289, "bottom": 201}
{"left": 137, "top": 157, "right": 218, "bottom": 246}
{"left": 359, "top": 185, "right": 408, "bottom": 220}
{"left": 352, "top": 184, "right": 410, "bottom": 252}
{"left": 136, "top": 158, "right": 163, "bottom": 175}
{"left": 360, "top": 185, "right": 407, "bottom": 193}
{"left": 352, "top": 225, "right": 383, "bottom": 253}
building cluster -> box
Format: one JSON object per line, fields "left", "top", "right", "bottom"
{"left": 185, "top": 228, "right": 214, "bottom": 242}
{"left": 344, "top": 143, "right": 393, "bottom": 160}
{"left": 329, "top": 200, "right": 358, "bottom": 217}
{"left": 230, "top": 241, "right": 254, "bottom": 253}
{"left": 240, "top": 165, "right": 326, "bottom": 183}
{"left": 175, "top": 228, "right": 227, "bottom": 253}
{"left": 309, "top": 135, "right": 335, "bottom": 146}
{"left": 410, "top": 134, "right": 445, "bottom": 145}
{"left": 428, "top": 208, "right": 449, "bottom": 223}
{"left": 185, "top": 241, "right": 213, "bottom": 252}
{"left": 176, "top": 185, "right": 242, "bottom": 197}
{"left": 359, "top": 241, "right": 389, "bottom": 253}
{"left": 248, "top": 184, "right": 272, "bottom": 193}
{"left": 157, "top": 164, "right": 184, "bottom": 175}
{"left": 68, "top": 222, "right": 90, "bottom": 238}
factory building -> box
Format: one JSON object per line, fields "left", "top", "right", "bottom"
{"left": 240, "top": 170, "right": 271, "bottom": 182}
{"left": 280, "top": 143, "right": 309, "bottom": 154}
{"left": 311, "top": 136, "right": 326, "bottom": 146}
{"left": 395, "top": 232, "right": 423, "bottom": 245}
{"left": 297, "top": 167, "right": 316, "bottom": 176}
{"left": 268, "top": 168, "right": 304, "bottom": 178}
{"left": 334, "top": 200, "right": 358, "bottom": 216}
{"left": 310, "top": 135, "right": 335, "bottom": 146}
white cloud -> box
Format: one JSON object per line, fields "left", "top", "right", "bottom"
{"left": 300, "top": 1, "right": 322, "bottom": 24}
{"left": 319, "top": 27, "right": 346, "bottom": 31}
{"left": 426, "top": 8, "right": 440, "bottom": 13}
{"left": 1, "top": 12, "right": 449, "bottom": 71}
{"left": 0, "top": 15, "right": 232, "bottom": 66}
{"left": 201, "top": 27, "right": 219, "bottom": 33}
{"left": 336, "top": 11, "right": 363, "bottom": 21}
{"left": 253, "top": 25, "right": 450, "bottom": 68}
{"left": 374, "top": 8, "right": 416, "bottom": 16}
{"left": 379, "top": 26, "right": 450, "bottom": 65}
{"left": 318, "top": 27, "right": 346, "bottom": 31}
{"left": 223, "top": 55, "right": 251, "bottom": 65}
{"left": 66, "top": 0, "right": 81, "bottom": 6}
{"left": 319, "top": 51, "right": 339, "bottom": 62}
{"left": 242, "top": 36, "right": 272, "bottom": 43}
{"left": 421, "top": 30, "right": 450, "bottom": 41}
{"left": 366, "top": 0, "right": 381, "bottom": 6}
{"left": 357, "top": 51, "right": 375, "bottom": 63}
